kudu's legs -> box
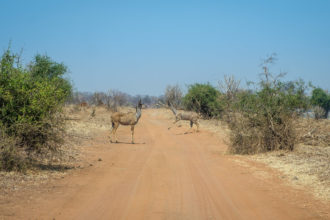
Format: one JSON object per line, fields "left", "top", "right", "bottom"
{"left": 195, "top": 121, "right": 200, "bottom": 132}
{"left": 110, "top": 123, "right": 119, "bottom": 143}
{"left": 131, "top": 125, "right": 135, "bottom": 144}
{"left": 168, "top": 118, "right": 179, "bottom": 130}
{"left": 109, "top": 122, "right": 113, "bottom": 143}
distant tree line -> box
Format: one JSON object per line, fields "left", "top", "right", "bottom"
{"left": 69, "top": 90, "right": 162, "bottom": 111}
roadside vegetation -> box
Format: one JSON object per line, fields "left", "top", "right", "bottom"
{"left": 224, "top": 56, "right": 309, "bottom": 154}
{"left": 311, "top": 87, "right": 330, "bottom": 119}
{"left": 183, "top": 83, "right": 222, "bottom": 118}
{"left": 164, "top": 54, "right": 329, "bottom": 155}
{"left": 0, "top": 48, "right": 72, "bottom": 171}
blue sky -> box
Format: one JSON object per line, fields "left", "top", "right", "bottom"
{"left": 1, "top": 0, "right": 329, "bottom": 95}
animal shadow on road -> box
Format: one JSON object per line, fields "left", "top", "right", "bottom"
{"left": 110, "top": 141, "right": 146, "bottom": 145}
{"left": 33, "top": 163, "right": 75, "bottom": 171}
{"left": 175, "top": 131, "right": 199, "bottom": 135}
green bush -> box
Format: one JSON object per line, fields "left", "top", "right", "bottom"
{"left": 228, "top": 80, "right": 298, "bottom": 154}
{"left": 313, "top": 106, "right": 326, "bottom": 120}
{"left": 183, "top": 83, "right": 222, "bottom": 117}
{"left": 311, "top": 88, "right": 330, "bottom": 118}
{"left": 226, "top": 57, "right": 309, "bottom": 154}
{"left": 278, "top": 79, "right": 310, "bottom": 113}
{"left": 0, "top": 48, "right": 72, "bottom": 170}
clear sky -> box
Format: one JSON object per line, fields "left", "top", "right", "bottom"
{"left": 1, "top": 0, "right": 329, "bottom": 96}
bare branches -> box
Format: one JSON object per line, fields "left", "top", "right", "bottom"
{"left": 165, "top": 84, "right": 183, "bottom": 108}
{"left": 93, "top": 92, "right": 106, "bottom": 106}
{"left": 259, "top": 53, "right": 287, "bottom": 86}
{"left": 218, "top": 75, "right": 241, "bottom": 101}
{"left": 106, "top": 90, "right": 127, "bottom": 112}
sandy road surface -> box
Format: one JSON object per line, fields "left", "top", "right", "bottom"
{"left": 2, "top": 109, "right": 329, "bottom": 219}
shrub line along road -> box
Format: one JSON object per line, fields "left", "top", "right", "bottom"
{"left": 3, "top": 109, "right": 329, "bottom": 219}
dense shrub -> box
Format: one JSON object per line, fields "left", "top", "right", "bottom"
{"left": 0, "top": 48, "right": 72, "bottom": 170}
{"left": 183, "top": 83, "right": 222, "bottom": 117}
{"left": 226, "top": 56, "right": 309, "bottom": 154}
{"left": 311, "top": 88, "right": 330, "bottom": 118}
{"left": 313, "top": 106, "right": 326, "bottom": 120}
{"left": 228, "top": 83, "right": 296, "bottom": 154}
{"left": 0, "top": 130, "right": 27, "bottom": 171}
{"left": 278, "top": 79, "right": 310, "bottom": 113}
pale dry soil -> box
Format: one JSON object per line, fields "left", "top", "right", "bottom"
{"left": 0, "top": 107, "right": 329, "bottom": 219}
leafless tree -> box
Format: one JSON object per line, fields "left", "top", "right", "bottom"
{"left": 164, "top": 84, "right": 183, "bottom": 108}
{"left": 106, "top": 90, "right": 127, "bottom": 111}
{"left": 218, "top": 75, "right": 241, "bottom": 101}
{"left": 93, "top": 92, "right": 106, "bottom": 106}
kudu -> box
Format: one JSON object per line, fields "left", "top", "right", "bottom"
{"left": 110, "top": 99, "right": 143, "bottom": 144}
{"left": 168, "top": 101, "right": 200, "bottom": 132}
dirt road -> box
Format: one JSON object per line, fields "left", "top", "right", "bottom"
{"left": 2, "top": 109, "right": 329, "bottom": 219}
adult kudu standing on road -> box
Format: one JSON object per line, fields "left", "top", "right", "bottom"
{"left": 110, "top": 99, "right": 143, "bottom": 144}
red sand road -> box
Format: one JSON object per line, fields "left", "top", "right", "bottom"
{"left": 2, "top": 109, "right": 329, "bottom": 219}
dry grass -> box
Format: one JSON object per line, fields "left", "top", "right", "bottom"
{"left": 0, "top": 105, "right": 118, "bottom": 194}
{"left": 64, "top": 105, "right": 112, "bottom": 143}
{"left": 249, "top": 117, "right": 330, "bottom": 201}
{"left": 0, "top": 169, "right": 67, "bottom": 195}
{"left": 251, "top": 145, "right": 330, "bottom": 201}
{"left": 294, "top": 117, "right": 330, "bottom": 147}
{"left": 199, "top": 118, "right": 230, "bottom": 142}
